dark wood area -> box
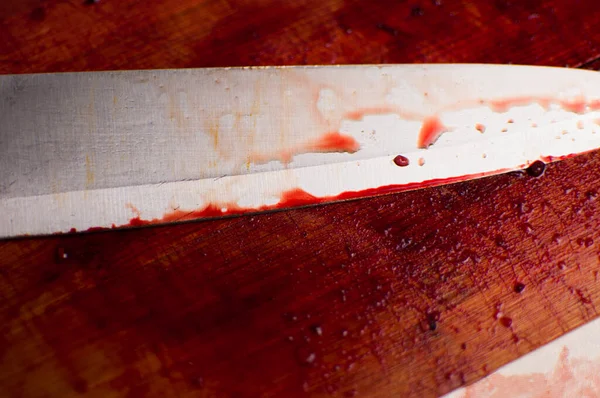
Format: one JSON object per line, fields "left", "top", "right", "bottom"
{"left": 2, "top": 1, "right": 600, "bottom": 397}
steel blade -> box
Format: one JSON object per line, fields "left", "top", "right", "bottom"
{"left": 2, "top": 64, "right": 600, "bottom": 237}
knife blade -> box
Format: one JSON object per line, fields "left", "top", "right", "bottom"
{"left": 2, "top": 64, "right": 600, "bottom": 238}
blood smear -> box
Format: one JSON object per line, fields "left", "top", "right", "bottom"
{"left": 308, "top": 132, "right": 360, "bottom": 153}
{"left": 560, "top": 98, "right": 587, "bottom": 113}
{"left": 418, "top": 116, "right": 447, "bottom": 148}
{"left": 74, "top": 93, "right": 600, "bottom": 233}
{"left": 345, "top": 106, "right": 400, "bottom": 121}
{"left": 487, "top": 96, "right": 599, "bottom": 114}
{"left": 489, "top": 97, "right": 551, "bottom": 112}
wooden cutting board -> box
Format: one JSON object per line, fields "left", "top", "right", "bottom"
{"left": 2, "top": 1, "right": 600, "bottom": 397}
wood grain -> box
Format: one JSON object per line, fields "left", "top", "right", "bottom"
{"left": 2, "top": 1, "right": 600, "bottom": 397}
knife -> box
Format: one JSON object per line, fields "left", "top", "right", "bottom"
{"left": 2, "top": 64, "right": 600, "bottom": 238}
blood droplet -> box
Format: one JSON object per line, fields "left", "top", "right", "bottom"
{"left": 393, "top": 155, "right": 410, "bottom": 167}
{"left": 499, "top": 317, "right": 513, "bottom": 328}
{"left": 513, "top": 282, "right": 526, "bottom": 293}
{"left": 526, "top": 160, "right": 546, "bottom": 177}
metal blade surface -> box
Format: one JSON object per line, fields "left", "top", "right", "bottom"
{"left": 2, "top": 64, "right": 600, "bottom": 237}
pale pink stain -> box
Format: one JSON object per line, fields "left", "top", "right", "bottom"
{"left": 459, "top": 347, "right": 600, "bottom": 398}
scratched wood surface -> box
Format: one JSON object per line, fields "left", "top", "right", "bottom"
{"left": 2, "top": 1, "right": 600, "bottom": 397}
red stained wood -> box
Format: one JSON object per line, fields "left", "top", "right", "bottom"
{"left": 2, "top": 1, "right": 600, "bottom": 397}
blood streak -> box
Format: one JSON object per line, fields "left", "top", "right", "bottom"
{"left": 277, "top": 169, "right": 510, "bottom": 207}
{"left": 86, "top": 226, "right": 110, "bottom": 233}
{"left": 78, "top": 164, "right": 521, "bottom": 233}
{"left": 163, "top": 203, "right": 246, "bottom": 221}
{"left": 249, "top": 132, "right": 360, "bottom": 165}
{"left": 417, "top": 116, "right": 447, "bottom": 148}
{"left": 307, "top": 132, "right": 360, "bottom": 153}
{"left": 488, "top": 97, "right": 551, "bottom": 112}
{"left": 486, "top": 96, "right": 600, "bottom": 113}
{"left": 128, "top": 203, "right": 247, "bottom": 227}
{"left": 125, "top": 203, "right": 142, "bottom": 218}
{"left": 541, "top": 151, "right": 591, "bottom": 164}
{"left": 590, "top": 100, "right": 600, "bottom": 110}
{"left": 560, "top": 97, "right": 587, "bottom": 113}
{"left": 116, "top": 169, "right": 508, "bottom": 230}
{"left": 345, "top": 106, "right": 403, "bottom": 121}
